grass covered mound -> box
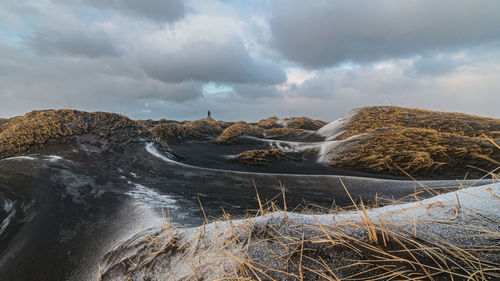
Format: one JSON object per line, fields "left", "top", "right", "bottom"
{"left": 324, "top": 106, "right": 500, "bottom": 177}
{"left": 232, "top": 148, "right": 287, "bottom": 166}
{"left": 215, "top": 122, "right": 265, "bottom": 144}
{"left": 0, "top": 118, "right": 8, "bottom": 133}
{"left": 337, "top": 106, "right": 500, "bottom": 140}
{"left": 217, "top": 117, "right": 319, "bottom": 145}
{"left": 150, "top": 118, "right": 228, "bottom": 141}
{"left": 258, "top": 116, "right": 327, "bottom": 130}
{"left": 0, "top": 109, "right": 156, "bottom": 159}
{"left": 264, "top": 128, "right": 307, "bottom": 137}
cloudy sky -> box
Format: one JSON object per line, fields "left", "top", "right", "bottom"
{"left": 1, "top": 0, "right": 499, "bottom": 121}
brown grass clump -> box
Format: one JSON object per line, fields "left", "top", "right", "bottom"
{"left": 264, "top": 128, "right": 306, "bottom": 137}
{"left": 0, "top": 118, "right": 8, "bottom": 131}
{"left": 257, "top": 116, "right": 280, "bottom": 129}
{"left": 329, "top": 128, "right": 500, "bottom": 177}
{"left": 325, "top": 106, "right": 500, "bottom": 177}
{"left": 285, "top": 116, "right": 328, "bottom": 130}
{"left": 338, "top": 106, "right": 500, "bottom": 140}
{"left": 258, "top": 116, "right": 327, "bottom": 130}
{"left": 183, "top": 118, "right": 224, "bottom": 136}
{"left": 232, "top": 148, "right": 286, "bottom": 166}
{"left": 0, "top": 109, "right": 154, "bottom": 159}
{"left": 215, "top": 122, "right": 265, "bottom": 144}
{"left": 150, "top": 118, "right": 224, "bottom": 141}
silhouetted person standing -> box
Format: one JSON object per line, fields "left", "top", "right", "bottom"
{"left": 207, "top": 110, "right": 212, "bottom": 119}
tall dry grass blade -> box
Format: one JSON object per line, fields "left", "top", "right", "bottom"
{"left": 279, "top": 181, "right": 287, "bottom": 219}
{"left": 252, "top": 178, "right": 264, "bottom": 217}
{"left": 299, "top": 233, "right": 304, "bottom": 281}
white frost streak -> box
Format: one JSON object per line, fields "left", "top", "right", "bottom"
{"left": 217, "top": 183, "right": 500, "bottom": 232}
{"left": 316, "top": 109, "right": 359, "bottom": 141}
{"left": 0, "top": 198, "right": 16, "bottom": 237}
{"left": 1, "top": 156, "right": 36, "bottom": 161}
{"left": 45, "top": 155, "right": 63, "bottom": 162}
{"left": 125, "top": 181, "right": 178, "bottom": 210}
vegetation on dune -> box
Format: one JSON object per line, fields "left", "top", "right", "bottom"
{"left": 2, "top": 106, "right": 499, "bottom": 179}
{"left": 215, "top": 121, "right": 265, "bottom": 144}
{"left": 0, "top": 109, "right": 156, "bottom": 159}
{"left": 100, "top": 179, "right": 500, "bottom": 281}
{"left": 330, "top": 127, "right": 499, "bottom": 177}
{"left": 338, "top": 106, "right": 500, "bottom": 140}
{"left": 0, "top": 118, "right": 9, "bottom": 133}
{"left": 0, "top": 110, "right": 237, "bottom": 159}
{"left": 232, "top": 148, "right": 287, "bottom": 166}
{"left": 327, "top": 106, "right": 500, "bottom": 177}
{"left": 150, "top": 118, "right": 227, "bottom": 141}
{"left": 258, "top": 116, "right": 327, "bottom": 130}
{"left": 257, "top": 116, "right": 280, "bottom": 128}
{"left": 264, "top": 127, "right": 307, "bottom": 137}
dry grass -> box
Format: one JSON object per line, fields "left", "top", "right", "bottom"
{"left": 327, "top": 106, "right": 500, "bottom": 177}
{"left": 0, "top": 118, "right": 8, "bottom": 133}
{"left": 99, "top": 143, "right": 500, "bottom": 280}
{"left": 0, "top": 110, "right": 235, "bottom": 158}
{"left": 216, "top": 122, "right": 265, "bottom": 144}
{"left": 258, "top": 116, "right": 327, "bottom": 131}
{"left": 150, "top": 118, "right": 225, "bottom": 141}
{"left": 232, "top": 148, "right": 287, "bottom": 166}
{"left": 329, "top": 127, "right": 499, "bottom": 177}
{"left": 0, "top": 109, "right": 153, "bottom": 158}
{"left": 221, "top": 178, "right": 499, "bottom": 281}
{"left": 100, "top": 175, "right": 500, "bottom": 281}
{"left": 264, "top": 128, "right": 307, "bottom": 138}
{"left": 338, "top": 106, "right": 500, "bottom": 140}
{"left": 257, "top": 116, "right": 280, "bottom": 129}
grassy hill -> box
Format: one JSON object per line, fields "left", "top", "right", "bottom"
{"left": 324, "top": 106, "right": 500, "bottom": 177}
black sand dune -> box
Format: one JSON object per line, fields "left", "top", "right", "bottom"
{"left": 0, "top": 134, "right": 490, "bottom": 281}
{"left": 0, "top": 107, "right": 497, "bottom": 280}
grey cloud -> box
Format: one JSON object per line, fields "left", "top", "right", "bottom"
{"left": 286, "top": 75, "right": 336, "bottom": 98}
{"left": 269, "top": 0, "right": 500, "bottom": 68}
{"left": 139, "top": 34, "right": 286, "bottom": 85}
{"left": 82, "top": 0, "right": 184, "bottom": 22}
{"left": 25, "top": 29, "right": 120, "bottom": 58}
{"left": 410, "top": 55, "right": 462, "bottom": 76}
{"left": 0, "top": 42, "right": 202, "bottom": 118}
{"left": 232, "top": 84, "right": 280, "bottom": 98}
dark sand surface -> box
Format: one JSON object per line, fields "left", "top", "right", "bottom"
{"left": 0, "top": 136, "right": 490, "bottom": 280}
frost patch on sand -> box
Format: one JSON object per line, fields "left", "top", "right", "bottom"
{"left": 1, "top": 155, "right": 36, "bottom": 161}
{"left": 125, "top": 182, "right": 178, "bottom": 210}
{"left": 240, "top": 136, "right": 345, "bottom": 163}
{"left": 0, "top": 197, "right": 16, "bottom": 237}
{"left": 100, "top": 183, "right": 500, "bottom": 281}
{"left": 124, "top": 181, "right": 197, "bottom": 227}
{"left": 316, "top": 109, "right": 359, "bottom": 140}
{"left": 145, "top": 143, "right": 182, "bottom": 165}
{"left": 44, "top": 155, "right": 63, "bottom": 162}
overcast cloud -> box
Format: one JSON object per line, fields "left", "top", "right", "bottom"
{"left": 0, "top": 0, "right": 499, "bottom": 121}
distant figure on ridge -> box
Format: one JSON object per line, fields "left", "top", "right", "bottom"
{"left": 207, "top": 110, "right": 212, "bottom": 119}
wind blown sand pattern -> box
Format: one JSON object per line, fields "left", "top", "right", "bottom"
{"left": 99, "top": 180, "right": 500, "bottom": 281}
